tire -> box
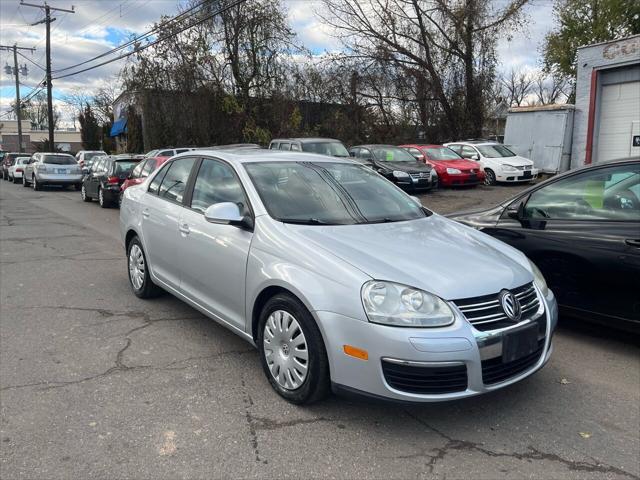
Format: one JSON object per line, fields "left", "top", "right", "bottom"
{"left": 127, "top": 236, "right": 163, "bottom": 299}
{"left": 81, "top": 184, "right": 92, "bottom": 202}
{"left": 22, "top": 175, "right": 29, "bottom": 187}
{"left": 32, "top": 175, "right": 41, "bottom": 191}
{"left": 258, "top": 293, "right": 330, "bottom": 405}
{"left": 98, "top": 187, "right": 109, "bottom": 208}
{"left": 118, "top": 192, "right": 123, "bottom": 209}
{"left": 484, "top": 169, "right": 496, "bottom": 186}
{"left": 10, "top": 175, "right": 16, "bottom": 184}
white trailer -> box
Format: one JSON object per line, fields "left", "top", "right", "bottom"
{"left": 504, "top": 104, "right": 575, "bottom": 174}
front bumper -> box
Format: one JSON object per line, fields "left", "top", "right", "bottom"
{"left": 496, "top": 168, "right": 539, "bottom": 183}
{"left": 395, "top": 176, "right": 437, "bottom": 191}
{"left": 440, "top": 173, "right": 483, "bottom": 187}
{"left": 316, "top": 286, "right": 557, "bottom": 403}
{"left": 36, "top": 173, "right": 83, "bottom": 185}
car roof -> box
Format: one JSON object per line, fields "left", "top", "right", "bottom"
{"left": 175, "top": 148, "right": 357, "bottom": 165}
{"left": 351, "top": 144, "right": 404, "bottom": 149}
{"left": 401, "top": 144, "right": 447, "bottom": 148}
{"left": 448, "top": 140, "right": 499, "bottom": 146}
{"left": 271, "top": 138, "right": 342, "bottom": 144}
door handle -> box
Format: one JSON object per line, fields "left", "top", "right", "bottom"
{"left": 178, "top": 224, "right": 190, "bottom": 235}
{"left": 142, "top": 209, "right": 150, "bottom": 218}
{"left": 625, "top": 239, "right": 640, "bottom": 248}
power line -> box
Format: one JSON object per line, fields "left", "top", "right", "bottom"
{"left": 17, "top": 50, "right": 46, "bottom": 70}
{"left": 51, "top": 0, "right": 245, "bottom": 81}
{"left": 52, "top": 0, "right": 213, "bottom": 74}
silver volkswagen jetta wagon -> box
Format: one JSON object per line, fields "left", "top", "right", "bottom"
{"left": 120, "top": 149, "right": 557, "bottom": 404}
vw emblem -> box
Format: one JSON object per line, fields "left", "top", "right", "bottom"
{"left": 420, "top": 172, "right": 428, "bottom": 178}
{"left": 499, "top": 290, "right": 521, "bottom": 321}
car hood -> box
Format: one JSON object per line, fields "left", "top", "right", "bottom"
{"left": 430, "top": 159, "right": 480, "bottom": 172}
{"left": 496, "top": 155, "right": 533, "bottom": 166}
{"left": 284, "top": 215, "right": 532, "bottom": 300}
{"left": 376, "top": 161, "right": 431, "bottom": 172}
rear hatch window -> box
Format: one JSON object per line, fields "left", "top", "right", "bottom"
{"left": 43, "top": 155, "right": 76, "bottom": 165}
{"left": 114, "top": 161, "right": 139, "bottom": 176}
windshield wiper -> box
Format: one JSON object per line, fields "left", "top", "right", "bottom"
{"left": 281, "top": 218, "right": 334, "bottom": 225}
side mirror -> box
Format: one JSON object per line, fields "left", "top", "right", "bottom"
{"left": 506, "top": 201, "right": 524, "bottom": 220}
{"left": 409, "top": 195, "right": 422, "bottom": 206}
{"left": 82, "top": 167, "right": 89, "bottom": 174}
{"left": 349, "top": 151, "right": 355, "bottom": 157}
{"left": 204, "top": 202, "right": 250, "bottom": 228}
{"left": 470, "top": 154, "right": 479, "bottom": 161}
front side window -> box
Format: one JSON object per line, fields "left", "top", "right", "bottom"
{"left": 157, "top": 157, "right": 196, "bottom": 203}
{"left": 477, "top": 144, "right": 516, "bottom": 158}
{"left": 371, "top": 147, "right": 417, "bottom": 162}
{"left": 190, "top": 159, "right": 250, "bottom": 215}
{"left": 279, "top": 143, "right": 291, "bottom": 151}
{"left": 245, "top": 161, "right": 427, "bottom": 225}
{"left": 269, "top": 142, "right": 279, "bottom": 150}
{"left": 141, "top": 159, "right": 157, "bottom": 177}
{"left": 461, "top": 146, "right": 478, "bottom": 159}
{"left": 524, "top": 164, "right": 640, "bottom": 221}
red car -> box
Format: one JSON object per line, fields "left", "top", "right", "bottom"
{"left": 119, "top": 156, "right": 170, "bottom": 205}
{"left": 401, "top": 144, "right": 485, "bottom": 187}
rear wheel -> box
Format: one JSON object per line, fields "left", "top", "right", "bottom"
{"left": 81, "top": 184, "right": 92, "bottom": 202}
{"left": 484, "top": 169, "right": 496, "bottom": 186}
{"left": 127, "top": 236, "right": 162, "bottom": 299}
{"left": 98, "top": 187, "right": 109, "bottom": 208}
{"left": 258, "top": 293, "right": 330, "bottom": 404}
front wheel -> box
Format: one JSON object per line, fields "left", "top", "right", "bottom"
{"left": 127, "top": 237, "right": 163, "bottom": 299}
{"left": 258, "top": 294, "right": 330, "bottom": 404}
{"left": 22, "top": 175, "right": 29, "bottom": 187}
{"left": 32, "top": 176, "right": 41, "bottom": 191}
{"left": 484, "top": 169, "right": 496, "bottom": 186}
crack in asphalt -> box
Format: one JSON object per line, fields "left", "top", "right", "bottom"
{"left": 250, "top": 415, "right": 333, "bottom": 432}
{"left": 240, "top": 378, "right": 268, "bottom": 465}
{"left": 403, "top": 409, "right": 639, "bottom": 479}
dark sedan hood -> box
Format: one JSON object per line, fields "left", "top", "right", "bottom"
{"left": 377, "top": 161, "right": 431, "bottom": 172}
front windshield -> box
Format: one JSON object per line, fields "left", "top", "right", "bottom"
{"left": 477, "top": 145, "right": 516, "bottom": 158}
{"left": 245, "top": 161, "right": 427, "bottom": 225}
{"left": 372, "top": 147, "right": 417, "bottom": 162}
{"left": 425, "top": 147, "right": 463, "bottom": 161}
{"left": 301, "top": 142, "right": 349, "bottom": 157}
{"left": 43, "top": 154, "right": 76, "bottom": 165}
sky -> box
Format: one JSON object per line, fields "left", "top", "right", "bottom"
{"left": 0, "top": 0, "right": 556, "bottom": 126}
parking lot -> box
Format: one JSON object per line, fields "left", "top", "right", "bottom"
{"left": 1, "top": 180, "right": 639, "bottom": 480}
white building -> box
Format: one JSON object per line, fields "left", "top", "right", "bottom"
{"left": 571, "top": 35, "right": 640, "bottom": 168}
{"left": 0, "top": 119, "right": 82, "bottom": 153}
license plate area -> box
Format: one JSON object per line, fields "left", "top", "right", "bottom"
{"left": 522, "top": 170, "right": 532, "bottom": 179}
{"left": 57, "top": 169, "right": 67, "bottom": 174}
{"left": 502, "top": 323, "right": 538, "bottom": 363}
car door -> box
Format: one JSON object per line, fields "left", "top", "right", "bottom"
{"left": 140, "top": 157, "right": 197, "bottom": 289}
{"left": 87, "top": 158, "right": 104, "bottom": 196}
{"left": 486, "top": 162, "right": 640, "bottom": 324}
{"left": 179, "top": 157, "right": 254, "bottom": 331}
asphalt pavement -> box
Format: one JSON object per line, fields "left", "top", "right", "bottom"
{"left": 1, "top": 180, "right": 639, "bottom": 480}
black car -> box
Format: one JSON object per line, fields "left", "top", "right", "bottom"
{"left": 349, "top": 145, "right": 436, "bottom": 191}
{"left": 269, "top": 138, "right": 349, "bottom": 157}
{"left": 80, "top": 155, "right": 140, "bottom": 208}
{"left": 450, "top": 158, "right": 640, "bottom": 332}
{"left": 1, "top": 152, "right": 23, "bottom": 181}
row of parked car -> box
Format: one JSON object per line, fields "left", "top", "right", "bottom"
{"left": 1, "top": 142, "right": 638, "bottom": 406}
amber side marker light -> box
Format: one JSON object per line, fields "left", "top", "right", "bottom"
{"left": 343, "top": 345, "right": 368, "bottom": 361}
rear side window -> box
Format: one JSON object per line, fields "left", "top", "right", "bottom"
{"left": 159, "top": 150, "right": 173, "bottom": 157}
{"left": 279, "top": 143, "right": 291, "bottom": 151}
{"left": 157, "top": 157, "right": 196, "bottom": 203}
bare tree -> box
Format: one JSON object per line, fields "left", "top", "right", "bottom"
{"left": 533, "top": 72, "right": 570, "bottom": 105}
{"left": 500, "top": 67, "right": 534, "bottom": 106}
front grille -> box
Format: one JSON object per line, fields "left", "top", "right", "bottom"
{"left": 382, "top": 360, "right": 468, "bottom": 394}
{"left": 409, "top": 172, "right": 430, "bottom": 180}
{"left": 481, "top": 340, "right": 544, "bottom": 384}
{"left": 453, "top": 282, "right": 540, "bottom": 331}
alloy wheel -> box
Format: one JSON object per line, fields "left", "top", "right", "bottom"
{"left": 98, "top": 188, "right": 104, "bottom": 206}
{"left": 81, "top": 185, "right": 87, "bottom": 201}
{"left": 128, "top": 244, "right": 145, "bottom": 290}
{"left": 484, "top": 170, "right": 495, "bottom": 186}
{"left": 263, "top": 310, "right": 309, "bottom": 390}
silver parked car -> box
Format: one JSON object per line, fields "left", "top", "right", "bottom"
{"left": 120, "top": 149, "right": 557, "bottom": 404}
{"left": 23, "top": 152, "right": 83, "bottom": 190}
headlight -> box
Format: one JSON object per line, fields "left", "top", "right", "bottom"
{"left": 392, "top": 170, "right": 410, "bottom": 178}
{"left": 528, "top": 259, "right": 549, "bottom": 296}
{"left": 502, "top": 164, "right": 518, "bottom": 172}
{"left": 430, "top": 169, "right": 438, "bottom": 178}
{"left": 361, "top": 281, "right": 455, "bottom": 327}
{"left": 446, "top": 168, "right": 462, "bottom": 174}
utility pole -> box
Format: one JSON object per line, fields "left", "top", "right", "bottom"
{"left": 21, "top": 1, "right": 75, "bottom": 151}
{"left": 1, "top": 44, "right": 35, "bottom": 152}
